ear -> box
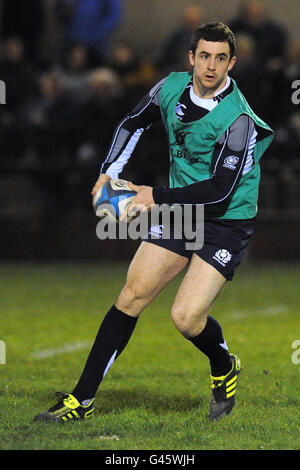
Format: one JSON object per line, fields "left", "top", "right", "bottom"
{"left": 228, "top": 55, "right": 236, "bottom": 72}
{"left": 189, "top": 50, "right": 195, "bottom": 67}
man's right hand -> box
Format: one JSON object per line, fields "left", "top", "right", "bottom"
{"left": 91, "top": 174, "right": 111, "bottom": 198}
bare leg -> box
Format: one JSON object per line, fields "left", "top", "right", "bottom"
{"left": 72, "top": 242, "right": 189, "bottom": 401}
{"left": 171, "top": 254, "right": 226, "bottom": 337}
{"left": 116, "top": 241, "right": 189, "bottom": 316}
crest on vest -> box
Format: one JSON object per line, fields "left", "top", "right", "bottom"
{"left": 170, "top": 125, "right": 202, "bottom": 164}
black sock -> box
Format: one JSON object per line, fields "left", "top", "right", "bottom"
{"left": 188, "top": 315, "right": 232, "bottom": 376}
{"left": 72, "top": 305, "right": 137, "bottom": 403}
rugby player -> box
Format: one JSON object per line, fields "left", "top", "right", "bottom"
{"left": 34, "top": 22, "right": 273, "bottom": 423}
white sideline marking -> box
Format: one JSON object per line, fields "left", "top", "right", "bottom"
{"left": 227, "top": 305, "right": 288, "bottom": 320}
{"left": 98, "top": 435, "right": 119, "bottom": 441}
{"left": 31, "top": 341, "right": 91, "bottom": 360}
{"left": 30, "top": 306, "right": 289, "bottom": 359}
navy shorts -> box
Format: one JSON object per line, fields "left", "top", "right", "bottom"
{"left": 142, "top": 218, "right": 255, "bottom": 281}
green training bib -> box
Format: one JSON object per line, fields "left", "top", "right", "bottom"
{"left": 160, "top": 72, "right": 274, "bottom": 219}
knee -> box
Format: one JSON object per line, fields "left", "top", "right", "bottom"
{"left": 171, "top": 303, "right": 208, "bottom": 338}
{"left": 116, "top": 280, "right": 151, "bottom": 316}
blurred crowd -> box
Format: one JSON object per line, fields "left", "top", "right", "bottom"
{"left": 0, "top": 0, "right": 299, "bottom": 210}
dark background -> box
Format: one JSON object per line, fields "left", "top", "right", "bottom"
{"left": 0, "top": 0, "right": 299, "bottom": 262}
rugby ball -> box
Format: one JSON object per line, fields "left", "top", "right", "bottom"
{"left": 93, "top": 179, "right": 137, "bottom": 222}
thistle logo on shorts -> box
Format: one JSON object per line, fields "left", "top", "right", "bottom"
{"left": 223, "top": 156, "right": 239, "bottom": 170}
{"left": 213, "top": 249, "right": 232, "bottom": 266}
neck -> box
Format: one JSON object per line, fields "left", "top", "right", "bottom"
{"left": 193, "top": 75, "right": 228, "bottom": 99}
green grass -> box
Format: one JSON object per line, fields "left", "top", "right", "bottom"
{"left": 0, "top": 261, "right": 299, "bottom": 450}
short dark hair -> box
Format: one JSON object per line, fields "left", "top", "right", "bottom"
{"left": 190, "top": 22, "right": 236, "bottom": 59}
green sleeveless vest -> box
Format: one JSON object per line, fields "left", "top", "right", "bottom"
{"left": 159, "top": 72, "right": 274, "bottom": 219}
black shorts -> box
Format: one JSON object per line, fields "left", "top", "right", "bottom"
{"left": 142, "top": 218, "right": 255, "bottom": 281}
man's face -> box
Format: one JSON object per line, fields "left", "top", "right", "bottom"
{"left": 189, "top": 39, "right": 236, "bottom": 95}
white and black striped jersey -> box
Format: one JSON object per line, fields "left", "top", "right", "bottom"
{"left": 100, "top": 76, "right": 257, "bottom": 215}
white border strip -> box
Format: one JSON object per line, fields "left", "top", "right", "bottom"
{"left": 31, "top": 341, "right": 91, "bottom": 360}
{"left": 227, "top": 305, "right": 288, "bottom": 321}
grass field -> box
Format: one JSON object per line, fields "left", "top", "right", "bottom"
{"left": 0, "top": 261, "right": 299, "bottom": 450}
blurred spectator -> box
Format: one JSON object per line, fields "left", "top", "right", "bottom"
{"left": 229, "top": 0, "right": 288, "bottom": 71}
{"left": 16, "top": 72, "right": 82, "bottom": 166}
{"left": 77, "top": 67, "right": 127, "bottom": 164}
{"left": 108, "top": 42, "right": 158, "bottom": 101}
{"left": 285, "top": 41, "right": 300, "bottom": 82}
{"left": 51, "top": 44, "right": 92, "bottom": 104}
{"left": 230, "top": 33, "right": 258, "bottom": 103}
{"left": 156, "top": 5, "right": 205, "bottom": 74}
{"left": 1, "top": 0, "right": 45, "bottom": 65}
{"left": 229, "top": 1, "right": 291, "bottom": 129}
{"left": 0, "top": 38, "right": 38, "bottom": 163}
{"left": 258, "top": 61, "right": 291, "bottom": 129}
{"left": 55, "top": 0, "right": 121, "bottom": 66}
{"left": 288, "top": 114, "right": 300, "bottom": 156}
{"left": 0, "top": 38, "right": 37, "bottom": 114}
{"left": 282, "top": 42, "right": 300, "bottom": 129}
{"left": 229, "top": 32, "right": 278, "bottom": 125}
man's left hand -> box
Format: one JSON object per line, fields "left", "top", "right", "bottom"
{"left": 120, "top": 182, "right": 155, "bottom": 221}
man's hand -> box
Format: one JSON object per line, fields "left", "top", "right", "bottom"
{"left": 120, "top": 182, "right": 155, "bottom": 221}
{"left": 91, "top": 174, "right": 111, "bottom": 198}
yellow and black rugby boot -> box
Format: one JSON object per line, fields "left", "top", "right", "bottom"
{"left": 33, "top": 392, "right": 94, "bottom": 423}
{"left": 208, "top": 354, "right": 242, "bottom": 421}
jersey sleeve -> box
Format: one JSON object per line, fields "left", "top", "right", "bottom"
{"left": 153, "top": 115, "right": 257, "bottom": 217}
{"left": 100, "top": 78, "right": 166, "bottom": 178}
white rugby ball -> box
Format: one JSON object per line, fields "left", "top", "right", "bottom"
{"left": 93, "top": 179, "right": 137, "bottom": 223}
